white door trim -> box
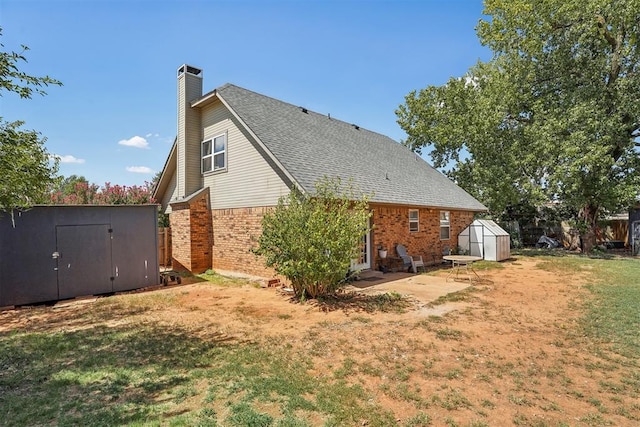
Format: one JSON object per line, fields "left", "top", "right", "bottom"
{"left": 351, "top": 228, "right": 371, "bottom": 271}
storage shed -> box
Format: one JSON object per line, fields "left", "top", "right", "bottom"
{"left": 0, "top": 205, "right": 159, "bottom": 307}
{"left": 458, "top": 219, "right": 511, "bottom": 261}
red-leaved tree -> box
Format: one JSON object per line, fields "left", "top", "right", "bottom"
{"left": 50, "top": 181, "right": 155, "bottom": 205}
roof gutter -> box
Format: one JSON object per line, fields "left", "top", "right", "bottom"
{"left": 191, "top": 89, "right": 218, "bottom": 108}
{"left": 169, "top": 186, "right": 209, "bottom": 208}
{"left": 368, "top": 200, "right": 487, "bottom": 212}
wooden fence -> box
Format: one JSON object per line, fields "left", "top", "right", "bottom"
{"left": 158, "top": 227, "right": 172, "bottom": 267}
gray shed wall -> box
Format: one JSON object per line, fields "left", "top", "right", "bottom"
{"left": 631, "top": 207, "right": 640, "bottom": 256}
{"left": 0, "top": 205, "right": 159, "bottom": 306}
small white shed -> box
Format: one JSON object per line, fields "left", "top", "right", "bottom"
{"left": 458, "top": 219, "right": 511, "bottom": 261}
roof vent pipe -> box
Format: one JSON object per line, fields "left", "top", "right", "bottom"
{"left": 300, "top": 107, "right": 308, "bottom": 114}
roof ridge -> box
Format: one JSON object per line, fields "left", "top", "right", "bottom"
{"left": 218, "top": 83, "right": 398, "bottom": 142}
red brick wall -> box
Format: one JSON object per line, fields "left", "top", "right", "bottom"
{"left": 173, "top": 201, "right": 476, "bottom": 277}
{"left": 169, "top": 193, "right": 212, "bottom": 273}
{"left": 211, "top": 207, "right": 276, "bottom": 278}
{"left": 189, "top": 196, "right": 212, "bottom": 273}
{"left": 169, "top": 205, "right": 191, "bottom": 271}
{"left": 371, "top": 204, "right": 475, "bottom": 266}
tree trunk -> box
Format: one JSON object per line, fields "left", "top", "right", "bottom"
{"left": 579, "top": 204, "right": 599, "bottom": 254}
{"left": 567, "top": 228, "right": 581, "bottom": 251}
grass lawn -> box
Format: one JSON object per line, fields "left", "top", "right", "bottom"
{"left": 0, "top": 253, "right": 638, "bottom": 426}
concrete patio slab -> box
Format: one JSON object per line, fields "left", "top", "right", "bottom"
{"left": 347, "top": 272, "right": 471, "bottom": 305}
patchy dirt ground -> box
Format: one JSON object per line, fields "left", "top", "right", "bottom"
{"left": 2, "top": 256, "right": 638, "bottom": 425}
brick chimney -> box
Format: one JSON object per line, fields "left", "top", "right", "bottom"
{"left": 176, "top": 64, "right": 203, "bottom": 198}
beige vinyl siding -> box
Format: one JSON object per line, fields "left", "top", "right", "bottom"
{"left": 161, "top": 168, "right": 178, "bottom": 214}
{"left": 184, "top": 76, "right": 203, "bottom": 196}
{"left": 201, "top": 100, "right": 290, "bottom": 209}
{"left": 177, "top": 72, "right": 203, "bottom": 198}
{"left": 176, "top": 77, "right": 186, "bottom": 197}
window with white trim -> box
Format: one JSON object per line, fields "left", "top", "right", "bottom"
{"left": 202, "top": 134, "right": 226, "bottom": 173}
{"left": 440, "top": 211, "right": 450, "bottom": 240}
{"left": 409, "top": 209, "right": 419, "bottom": 232}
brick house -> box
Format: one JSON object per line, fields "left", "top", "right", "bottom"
{"left": 153, "top": 65, "right": 487, "bottom": 277}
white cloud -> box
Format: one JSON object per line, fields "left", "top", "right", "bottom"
{"left": 126, "top": 166, "right": 154, "bottom": 174}
{"left": 118, "top": 135, "right": 149, "bottom": 149}
{"left": 145, "top": 133, "right": 160, "bottom": 138}
{"left": 53, "top": 154, "right": 86, "bottom": 164}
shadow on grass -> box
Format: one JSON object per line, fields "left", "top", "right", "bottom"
{"left": 0, "top": 323, "right": 235, "bottom": 426}
{"left": 0, "top": 320, "right": 398, "bottom": 426}
{"left": 0, "top": 278, "right": 211, "bottom": 335}
{"left": 305, "top": 291, "right": 413, "bottom": 314}
{"left": 512, "top": 247, "right": 631, "bottom": 260}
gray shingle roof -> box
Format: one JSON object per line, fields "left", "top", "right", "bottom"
{"left": 215, "top": 83, "right": 486, "bottom": 211}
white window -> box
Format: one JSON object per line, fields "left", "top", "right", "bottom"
{"left": 440, "top": 211, "right": 450, "bottom": 240}
{"left": 202, "top": 134, "right": 226, "bottom": 173}
{"left": 409, "top": 209, "right": 419, "bottom": 232}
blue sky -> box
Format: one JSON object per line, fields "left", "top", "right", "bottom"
{"left": 2, "top": 0, "right": 490, "bottom": 187}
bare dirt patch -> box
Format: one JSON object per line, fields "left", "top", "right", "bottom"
{"left": 2, "top": 256, "right": 638, "bottom": 425}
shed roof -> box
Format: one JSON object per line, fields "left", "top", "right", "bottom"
{"left": 472, "top": 219, "right": 510, "bottom": 236}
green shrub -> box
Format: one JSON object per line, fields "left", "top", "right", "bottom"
{"left": 253, "top": 177, "right": 371, "bottom": 300}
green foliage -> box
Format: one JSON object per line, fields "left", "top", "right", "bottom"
{"left": 396, "top": 0, "right": 640, "bottom": 250}
{"left": 0, "top": 27, "right": 62, "bottom": 214}
{"left": 54, "top": 174, "right": 89, "bottom": 196}
{"left": 0, "top": 120, "right": 58, "bottom": 212}
{"left": 151, "top": 170, "right": 170, "bottom": 226}
{"left": 0, "top": 28, "right": 61, "bottom": 98}
{"left": 253, "top": 177, "right": 371, "bottom": 300}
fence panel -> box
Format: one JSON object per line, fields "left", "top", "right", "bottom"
{"left": 158, "top": 227, "right": 172, "bottom": 267}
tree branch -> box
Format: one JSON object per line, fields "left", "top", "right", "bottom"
{"left": 595, "top": 15, "right": 618, "bottom": 48}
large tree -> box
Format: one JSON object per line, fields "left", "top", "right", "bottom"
{"left": 55, "top": 174, "right": 89, "bottom": 196}
{"left": 0, "top": 28, "right": 62, "bottom": 214}
{"left": 397, "top": 0, "right": 640, "bottom": 252}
